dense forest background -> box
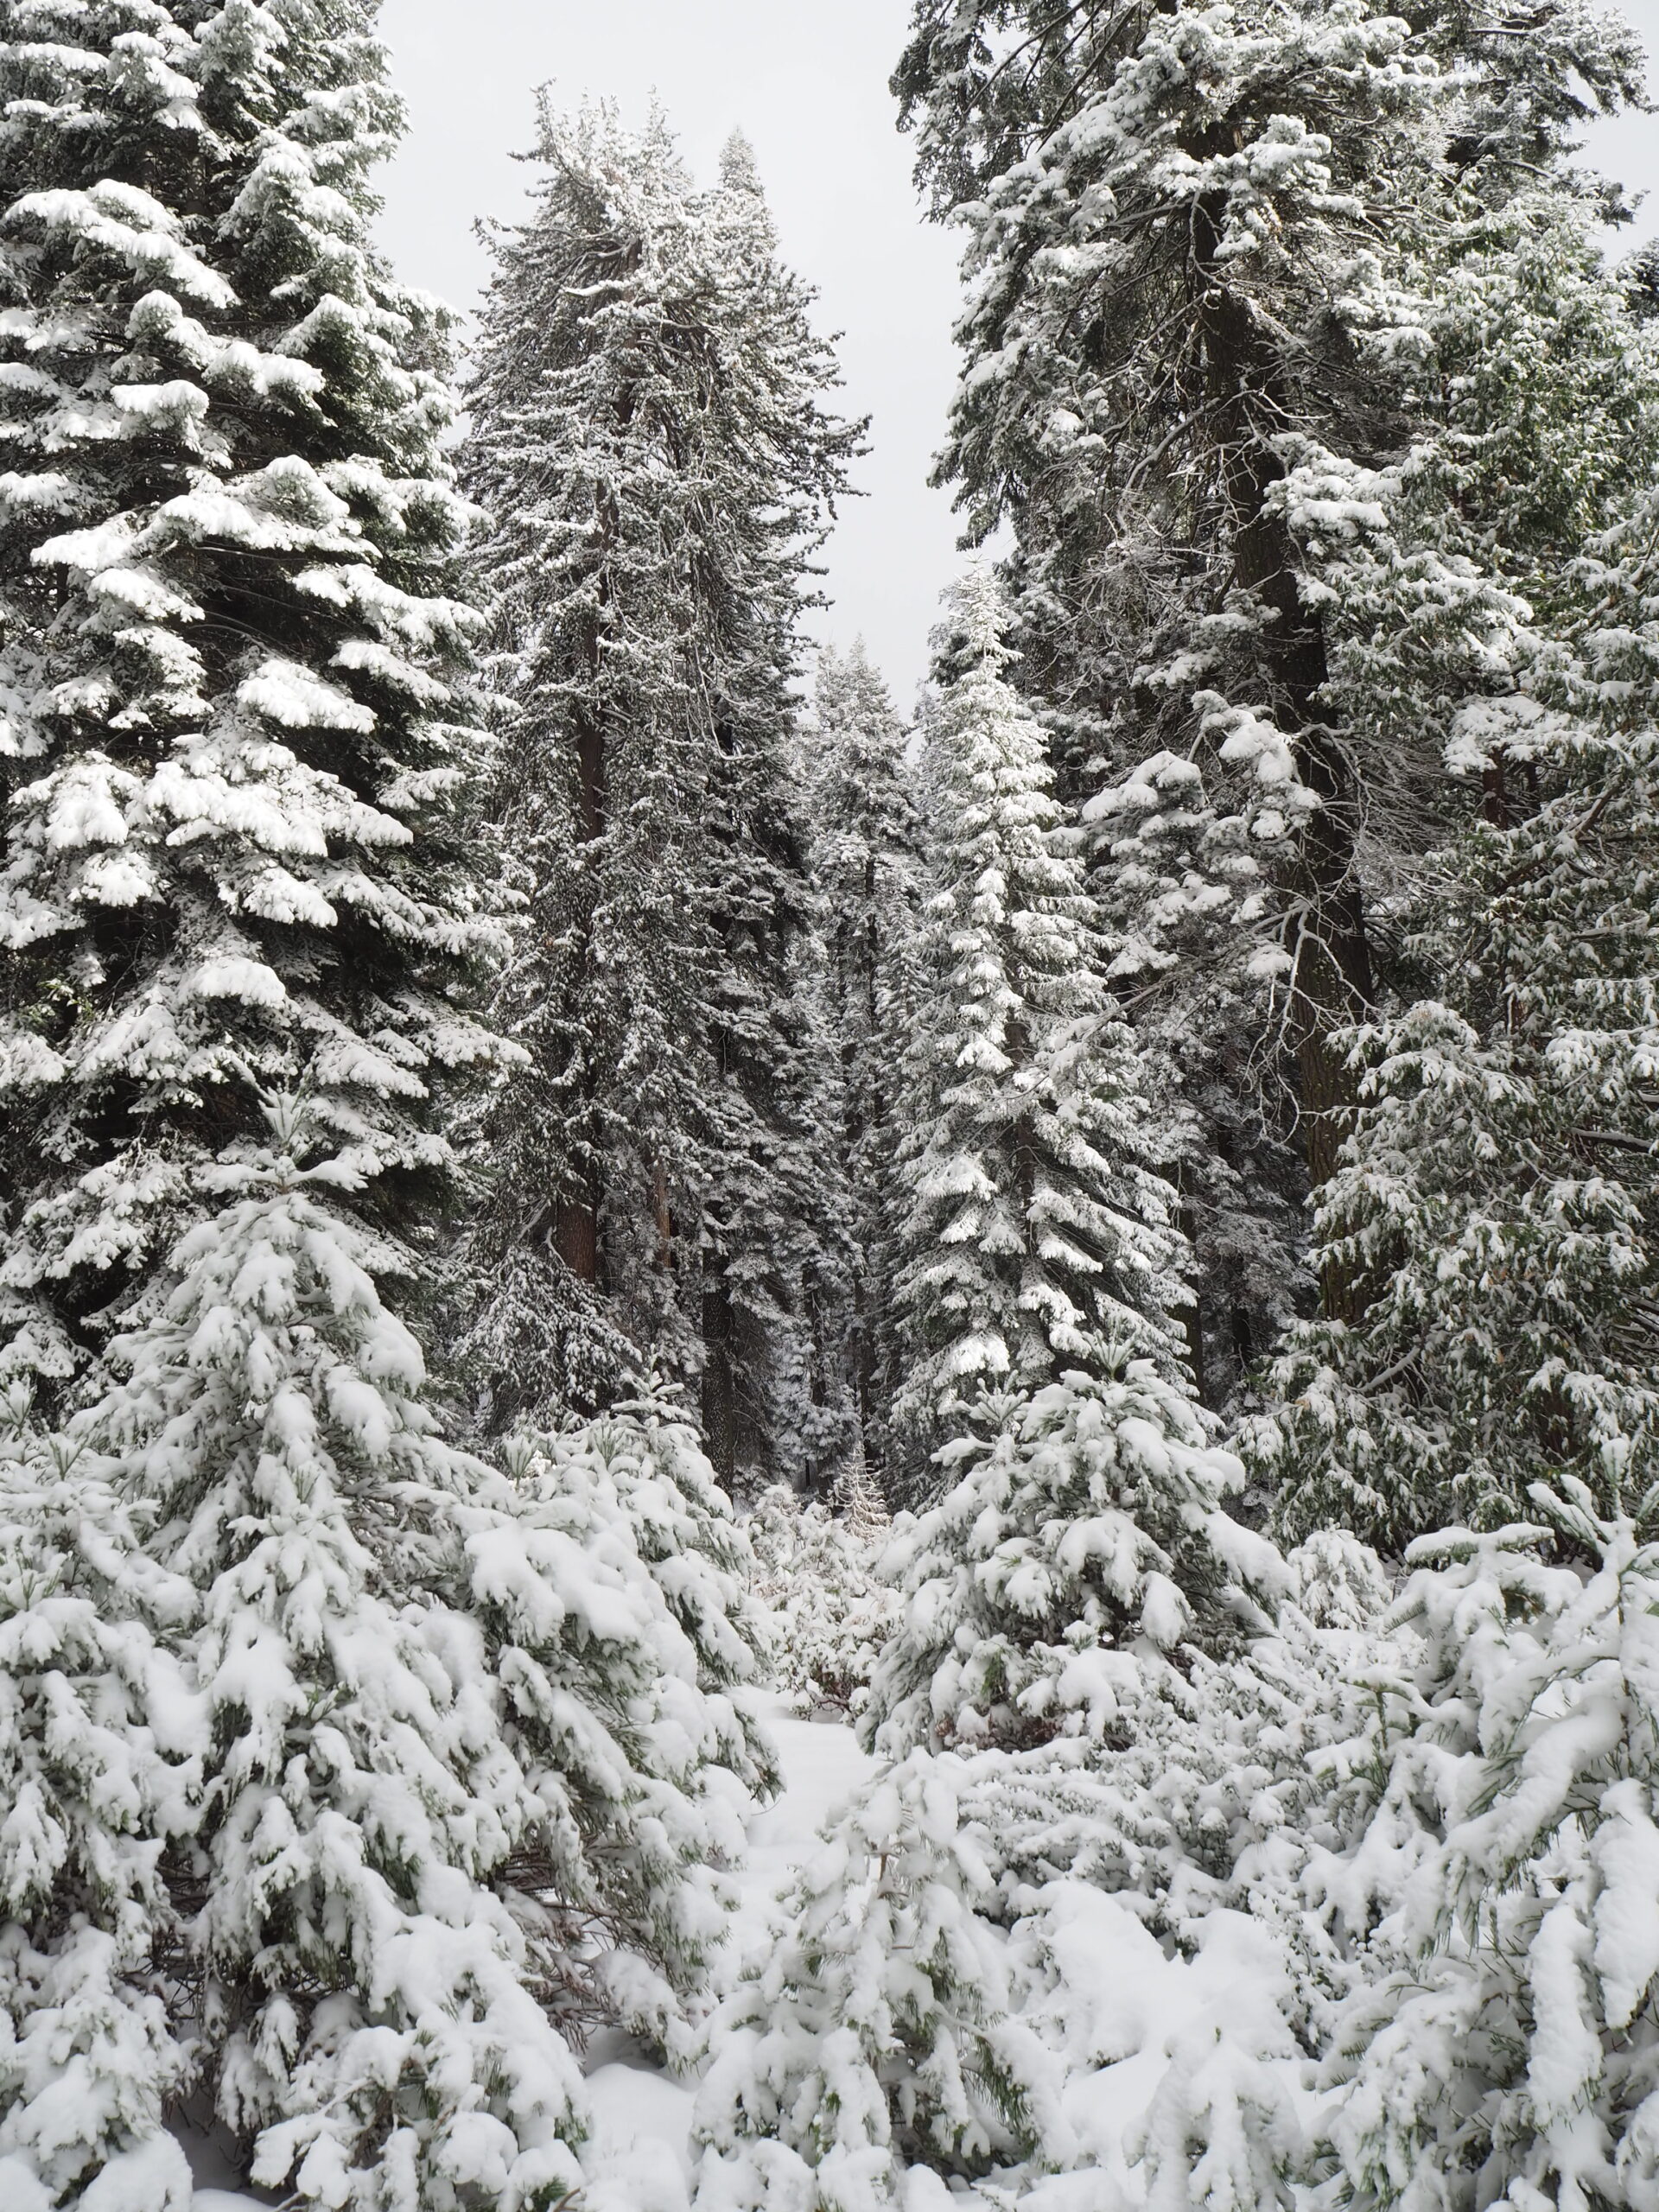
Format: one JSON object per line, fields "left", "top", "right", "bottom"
{"left": 5, "top": 3, "right": 1659, "bottom": 2209}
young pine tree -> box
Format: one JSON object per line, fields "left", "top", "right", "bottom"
{"left": 863, "top": 1366, "right": 1281, "bottom": 1760}
{"left": 891, "top": 566, "right": 1192, "bottom": 1479}
{"left": 510, "top": 1380, "right": 780, "bottom": 1806}
{"left": 746, "top": 1478, "right": 898, "bottom": 1717}
{"left": 0, "top": 0, "right": 493, "bottom": 1402}
{"left": 456, "top": 105, "right": 861, "bottom": 1484}
{"left": 1322, "top": 1484, "right": 1659, "bottom": 2211}
{"left": 692, "top": 1751, "right": 1061, "bottom": 2212}
{"left": 0, "top": 1391, "right": 198, "bottom": 2212}
{"left": 64, "top": 1104, "right": 594, "bottom": 2209}
{"left": 19, "top": 1095, "right": 769, "bottom": 2206}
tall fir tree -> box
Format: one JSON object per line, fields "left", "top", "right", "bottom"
{"left": 889, "top": 0, "right": 1646, "bottom": 1377}
{"left": 892, "top": 566, "right": 1192, "bottom": 1480}
{"left": 1239, "top": 183, "right": 1659, "bottom": 1549}
{"left": 455, "top": 105, "right": 861, "bottom": 1485}
{"left": 805, "top": 641, "right": 925, "bottom": 1485}
{"left": 0, "top": 0, "right": 494, "bottom": 1403}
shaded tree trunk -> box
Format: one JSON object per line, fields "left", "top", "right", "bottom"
{"left": 702, "top": 1280, "right": 738, "bottom": 1482}
{"left": 1194, "top": 197, "right": 1376, "bottom": 1319}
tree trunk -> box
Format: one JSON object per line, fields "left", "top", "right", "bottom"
{"left": 1193, "top": 197, "right": 1376, "bottom": 1318}
{"left": 701, "top": 1280, "right": 738, "bottom": 1483}
{"left": 552, "top": 704, "right": 608, "bottom": 1283}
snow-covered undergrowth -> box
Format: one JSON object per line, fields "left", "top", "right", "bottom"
{"left": 19, "top": 1266, "right": 1659, "bottom": 2212}
{"left": 691, "top": 1523, "right": 1375, "bottom": 2212}
{"left": 690, "top": 1478, "right": 1659, "bottom": 2212}
{"left": 0, "top": 1111, "right": 779, "bottom": 2211}
{"left": 120, "top": 1697, "right": 875, "bottom": 2212}
{"left": 747, "top": 1476, "right": 899, "bottom": 1719}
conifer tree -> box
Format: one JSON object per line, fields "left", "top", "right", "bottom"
{"left": 863, "top": 1365, "right": 1279, "bottom": 1760}
{"left": 1322, "top": 1484, "right": 1659, "bottom": 2211}
{"left": 890, "top": 0, "right": 1646, "bottom": 1362}
{"left": 692, "top": 1751, "right": 1058, "bottom": 2212}
{"left": 11, "top": 1094, "right": 770, "bottom": 2202}
{"left": 456, "top": 105, "right": 861, "bottom": 1484}
{"left": 807, "top": 642, "right": 925, "bottom": 1482}
{"left": 0, "top": 1391, "right": 197, "bottom": 2211}
{"left": 1250, "top": 251, "right": 1659, "bottom": 1548}
{"left": 0, "top": 0, "right": 493, "bottom": 1402}
{"left": 746, "top": 1478, "right": 897, "bottom": 1717}
{"left": 892, "top": 567, "right": 1191, "bottom": 1476}
{"left": 60, "top": 1107, "right": 595, "bottom": 2207}
{"left": 510, "top": 1380, "right": 780, "bottom": 1806}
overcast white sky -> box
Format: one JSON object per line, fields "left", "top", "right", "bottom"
{"left": 375, "top": 0, "right": 1659, "bottom": 708}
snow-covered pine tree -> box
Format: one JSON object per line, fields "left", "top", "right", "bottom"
{"left": 806, "top": 642, "right": 925, "bottom": 1486}
{"left": 35, "top": 1092, "right": 769, "bottom": 2202}
{"left": 1250, "top": 237, "right": 1659, "bottom": 1549}
{"left": 891, "top": 565, "right": 1192, "bottom": 1478}
{"left": 0, "top": 1388, "right": 198, "bottom": 2212}
{"left": 0, "top": 0, "right": 493, "bottom": 1403}
{"left": 746, "top": 1478, "right": 898, "bottom": 1717}
{"left": 891, "top": 0, "right": 1646, "bottom": 1370}
{"left": 60, "top": 1104, "right": 590, "bottom": 2206}
{"left": 456, "top": 105, "right": 861, "bottom": 1485}
{"left": 509, "top": 1379, "right": 780, "bottom": 1804}
{"left": 864, "top": 1363, "right": 1281, "bottom": 1759}
{"left": 692, "top": 1750, "right": 1062, "bottom": 2212}
{"left": 1320, "top": 1482, "right": 1659, "bottom": 2212}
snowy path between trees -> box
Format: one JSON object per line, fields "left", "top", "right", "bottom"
{"left": 581, "top": 1693, "right": 877, "bottom": 2211}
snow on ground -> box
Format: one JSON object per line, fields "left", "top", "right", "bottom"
{"left": 741, "top": 1694, "right": 880, "bottom": 1913}
{"left": 580, "top": 2050, "right": 700, "bottom": 2212}
{"left": 581, "top": 1691, "right": 877, "bottom": 2212}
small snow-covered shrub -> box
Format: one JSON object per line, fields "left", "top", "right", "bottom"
{"left": 693, "top": 1751, "right": 1065, "bottom": 2212}
{"left": 747, "top": 1478, "right": 899, "bottom": 1715}
{"left": 1319, "top": 1481, "right": 1659, "bottom": 2210}
{"left": 864, "top": 1365, "right": 1285, "bottom": 1759}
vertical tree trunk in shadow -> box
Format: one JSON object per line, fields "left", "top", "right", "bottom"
{"left": 702, "top": 1280, "right": 739, "bottom": 1482}
{"left": 1193, "top": 190, "right": 1376, "bottom": 1322}
{"left": 552, "top": 706, "right": 608, "bottom": 1286}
